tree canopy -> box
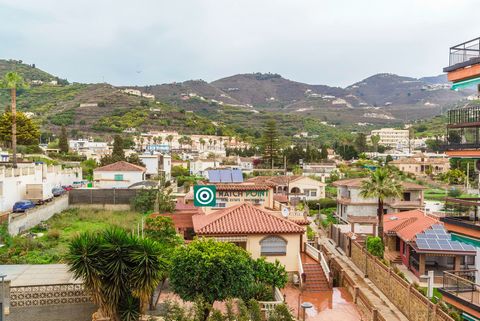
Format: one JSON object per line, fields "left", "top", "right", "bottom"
{"left": 261, "top": 119, "right": 280, "bottom": 168}
{"left": 0, "top": 112, "right": 40, "bottom": 146}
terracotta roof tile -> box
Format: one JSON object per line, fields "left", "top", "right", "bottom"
{"left": 383, "top": 210, "right": 438, "bottom": 241}
{"left": 192, "top": 203, "right": 305, "bottom": 235}
{"left": 94, "top": 161, "right": 146, "bottom": 172}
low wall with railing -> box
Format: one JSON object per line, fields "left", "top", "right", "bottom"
{"left": 350, "top": 240, "right": 454, "bottom": 321}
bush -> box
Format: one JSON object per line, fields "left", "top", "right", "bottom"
{"left": 47, "top": 229, "right": 60, "bottom": 240}
{"left": 366, "top": 236, "right": 384, "bottom": 258}
{"left": 448, "top": 188, "right": 462, "bottom": 198}
{"left": 306, "top": 198, "right": 336, "bottom": 210}
{"left": 131, "top": 190, "right": 156, "bottom": 213}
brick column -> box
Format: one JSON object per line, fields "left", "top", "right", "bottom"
{"left": 419, "top": 254, "right": 426, "bottom": 276}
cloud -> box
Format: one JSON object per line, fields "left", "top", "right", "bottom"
{"left": 0, "top": 0, "right": 477, "bottom": 87}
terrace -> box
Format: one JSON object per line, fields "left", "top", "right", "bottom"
{"left": 441, "top": 106, "right": 480, "bottom": 153}
{"left": 444, "top": 37, "right": 480, "bottom": 72}
{"left": 440, "top": 270, "right": 480, "bottom": 318}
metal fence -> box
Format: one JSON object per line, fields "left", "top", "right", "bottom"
{"left": 69, "top": 189, "right": 140, "bottom": 205}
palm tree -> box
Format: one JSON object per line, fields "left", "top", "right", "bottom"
{"left": 0, "top": 72, "right": 28, "bottom": 168}
{"left": 360, "top": 167, "right": 403, "bottom": 243}
{"left": 67, "top": 228, "right": 167, "bottom": 321}
{"left": 199, "top": 138, "right": 206, "bottom": 151}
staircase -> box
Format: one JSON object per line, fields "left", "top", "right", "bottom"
{"left": 302, "top": 263, "right": 330, "bottom": 292}
{"left": 385, "top": 251, "right": 402, "bottom": 264}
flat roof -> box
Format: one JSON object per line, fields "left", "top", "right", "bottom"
{"left": 0, "top": 264, "right": 80, "bottom": 286}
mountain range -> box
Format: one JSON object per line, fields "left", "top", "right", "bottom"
{"left": 0, "top": 59, "right": 472, "bottom": 140}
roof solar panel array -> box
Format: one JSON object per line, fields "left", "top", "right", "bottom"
{"left": 415, "top": 225, "right": 476, "bottom": 252}
{"left": 207, "top": 169, "right": 244, "bottom": 183}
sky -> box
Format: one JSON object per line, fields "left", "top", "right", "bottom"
{"left": 0, "top": 0, "right": 479, "bottom": 87}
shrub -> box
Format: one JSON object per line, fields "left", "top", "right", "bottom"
{"left": 47, "top": 229, "right": 60, "bottom": 240}
{"left": 306, "top": 198, "right": 337, "bottom": 210}
{"left": 448, "top": 188, "right": 462, "bottom": 198}
{"left": 366, "top": 236, "right": 384, "bottom": 258}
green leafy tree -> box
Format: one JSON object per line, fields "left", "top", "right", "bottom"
{"left": 66, "top": 228, "right": 167, "bottom": 321}
{"left": 0, "top": 112, "right": 40, "bottom": 147}
{"left": 112, "top": 134, "right": 125, "bottom": 160}
{"left": 366, "top": 236, "right": 384, "bottom": 258}
{"left": 441, "top": 169, "right": 466, "bottom": 185}
{"left": 145, "top": 216, "right": 182, "bottom": 247}
{"left": 252, "top": 257, "right": 288, "bottom": 292}
{"left": 268, "top": 304, "right": 295, "bottom": 321}
{"left": 170, "top": 239, "right": 255, "bottom": 320}
{"left": 261, "top": 119, "right": 280, "bottom": 169}
{"left": 354, "top": 133, "right": 367, "bottom": 153}
{"left": 80, "top": 159, "right": 97, "bottom": 181}
{"left": 320, "top": 145, "right": 328, "bottom": 159}
{"left": 360, "top": 167, "right": 403, "bottom": 244}
{"left": 0, "top": 72, "right": 29, "bottom": 168}
{"left": 131, "top": 189, "right": 157, "bottom": 213}
{"left": 156, "top": 178, "right": 175, "bottom": 213}
{"left": 59, "top": 126, "right": 69, "bottom": 153}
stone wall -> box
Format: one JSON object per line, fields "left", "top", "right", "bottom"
{"left": 8, "top": 195, "right": 69, "bottom": 236}
{"left": 349, "top": 241, "right": 454, "bottom": 321}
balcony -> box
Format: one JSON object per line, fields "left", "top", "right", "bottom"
{"left": 441, "top": 107, "right": 480, "bottom": 153}
{"left": 444, "top": 37, "right": 480, "bottom": 72}
{"left": 439, "top": 270, "right": 480, "bottom": 316}
{"left": 388, "top": 200, "right": 423, "bottom": 209}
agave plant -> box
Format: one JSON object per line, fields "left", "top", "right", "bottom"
{"left": 66, "top": 227, "right": 167, "bottom": 321}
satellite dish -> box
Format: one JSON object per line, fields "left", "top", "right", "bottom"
{"left": 281, "top": 207, "right": 290, "bottom": 218}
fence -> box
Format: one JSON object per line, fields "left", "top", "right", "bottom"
{"left": 69, "top": 189, "right": 140, "bottom": 205}
{"left": 350, "top": 241, "right": 454, "bottom": 321}
{"left": 258, "top": 287, "right": 284, "bottom": 318}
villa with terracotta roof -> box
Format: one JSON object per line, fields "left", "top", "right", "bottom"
{"left": 333, "top": 178, "right": 426, "bottom": 232}
{"left": 192, "top": 203, "right": 305, "bottom": 272}
{"left": 383, "top": 210, "right": 476, "bottom": 282}
{"left": 93, "top": 161, "right": 146, "bottom": 188}
{"left": 390, "top": 153, "right": 450, "bottom": 176}
{"left": 247, "top": 175, "right": 325, "bottom": 202}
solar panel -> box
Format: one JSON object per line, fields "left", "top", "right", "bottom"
{"left": 431, "top": 224, "right": 444, "bottom": 230}
{"left": 231, "top": 169, "right": 244, "bottom": 183}
{"left": 416, "top": 239, "right": 429, "bottom": 249}
{"left": 208, "top": 170, "right": 221, "bottom": 183}
{"left": 450, "top": 242, "right": 464, "bottom": 251}
{"left": 219, "top": 170, "right": 231, "bottom": 182}
{"left": 427, "top": 240, "right": 442, "bottom": 250}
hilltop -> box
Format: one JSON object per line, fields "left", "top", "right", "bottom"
{"left": 0, "top": 59, "right": 472, "bottom": 142}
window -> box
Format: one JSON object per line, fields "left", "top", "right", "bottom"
{"left": 310, "top": 190, "right": 317, "bottom": 197}
{"left": 403, "top": 192, "right": 411, "bottom": 201}
{"left": 114, "top": 174, "right": 124, "bottom": 181}
{"left": 260, "top": 236, "right": 287, "bottom": 256}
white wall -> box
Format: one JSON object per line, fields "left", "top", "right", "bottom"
{"left": 0, "top": 165, "right": 81, "bottom": 212}
{"left": 93, "top": 171, "right": 144, "bottom": 188}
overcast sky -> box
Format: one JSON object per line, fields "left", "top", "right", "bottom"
{"left": 0, "top": 0, "right": 478, "bottom": 87}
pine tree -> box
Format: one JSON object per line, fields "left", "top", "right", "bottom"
{"left": 112, "top": 135, "right": 125, "bottom": 161}
{"left": 59, "top": 126, "right": 69, "bottom": 154}
{"left": 320, "top": 145, "right": 328, "bottom": 160}
{"left": 261, "top": 120, "right": 279, "bottom": 169}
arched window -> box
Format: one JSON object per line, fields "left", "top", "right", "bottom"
{"left": 260, "top": 236, "right": 287, "bottom": 256}
{"left": 291, "top": 187, "right": 301, "bottom": 194}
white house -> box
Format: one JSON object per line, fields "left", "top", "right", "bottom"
{"left": 0, "top": 164, "right": 82, "bottom": 212}
{"left": 247, "top": 175, "right": 326, "bottom": 201}
{"left": 93, "top": 161, "right": 146, "bottom": 189}
{"left": 189, "top": 158, "right": 219, "bottom": 177}
{"left": 139, "top": 154, "right": 172, "bottom": 180}
{"left": 332, "top": 178, "right": 426, "bottom": 229}
{"left": 302, "top": 162, "right": 337, "bottom": 182}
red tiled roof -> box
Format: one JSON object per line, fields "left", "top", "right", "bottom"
{"left": 332, "top": 178, "right": 425, "bottom": 190}
{"left": 192, "top": 203, "right": 305, "bottom": 235}
{"left": 247, "top": 175, "right": 303, "bottom": 186}
{"left": 383, "top": 210, "right": 438, "bottom": 241}
{"left": 94, "top": 161, "right": 146, "bottom": 172}
{"left": 150, "top": 209, "right": 199, "bottom": 230}
{"left": 273, "top": 194, "right": 289, "bottom": 203}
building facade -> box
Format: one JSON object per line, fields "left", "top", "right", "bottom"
{"left": 93, "top": 161, "right": 146, "bottom": 189}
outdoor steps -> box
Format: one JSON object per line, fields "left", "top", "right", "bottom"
{"left": 303, "top": 263, "right": 330, "bottom": 292}
{"left": 385, "top": 252, "right": 402, "bottom": 264}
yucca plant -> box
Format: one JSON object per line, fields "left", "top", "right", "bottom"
{"left": 66, "top": 227, "right": 167, "bottom": 321}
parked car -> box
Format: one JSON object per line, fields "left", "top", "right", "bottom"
{"left": 62, "top": 185, "right": 73, "bottom": 191}
{"left": 52, "top": 187, "right": 65, "bottom": 197}
{"left": 13, "top": 200, "right": 36, "bottom": 213}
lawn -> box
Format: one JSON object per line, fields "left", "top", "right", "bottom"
{"left": 0, "top": 207, "right": 143, "bottom": 264}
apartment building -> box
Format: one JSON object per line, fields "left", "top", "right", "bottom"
{"left": 369, "top": 128, "right": 410, "bottom": 149}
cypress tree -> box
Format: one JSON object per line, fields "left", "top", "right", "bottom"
{"left": 59, "top": 126, "right": 69, "bottom": 154}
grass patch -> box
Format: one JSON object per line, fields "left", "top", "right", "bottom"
{"left": 0, "top": 207, "right": 143, "bottom": 264}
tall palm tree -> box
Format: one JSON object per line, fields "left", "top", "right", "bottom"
{"left": 166, "top": 135, "right": 174, "bottom": 149}
{"left": 0, "top": 72, "right": 28, "bottom": 168}
{"left": 360, "top": 166, "right": 403, "bottom": 243}
{"left": 199, "top": 138, "right": 205, "bottom": 151}
{"left": 67, "top": 228, "right": 167, "bottom": 321}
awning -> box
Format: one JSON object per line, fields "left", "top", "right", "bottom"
{"left": 451, "top": 76, "right": 480, "bottom": 90}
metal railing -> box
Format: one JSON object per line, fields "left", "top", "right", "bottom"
{"left": 449, "top": 37, "right": 480, "bottom": 67}
{"left": 305, "top": 243, "right": 331, "bottom": 283}
{"left": 442, "top": 270, "right": 480, "bottom": 306}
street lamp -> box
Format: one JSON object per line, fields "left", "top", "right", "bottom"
{"left": 300, "top": 302, "right": 313, "bottom": 321}
{"left": 316, "top": 202, "right": 321, "bottom": 226}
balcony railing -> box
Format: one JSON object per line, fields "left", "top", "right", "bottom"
{"left": 446, "top": 37, "right": 480, "bottom": 69}
{"left": 441, "top": 270, "right": 480, "bottom": 308}
{"left": 448, "top": 106, "right": 480, "bottom": 127}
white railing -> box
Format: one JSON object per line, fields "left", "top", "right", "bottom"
{"left": 305, "top": 243, "right": 331, "bottom": 283}
{"left": 259, "top": 287, "right": 284, "bottom": 318}
{"left": 298, "top": 252, "right": 304, "bottom": 288}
